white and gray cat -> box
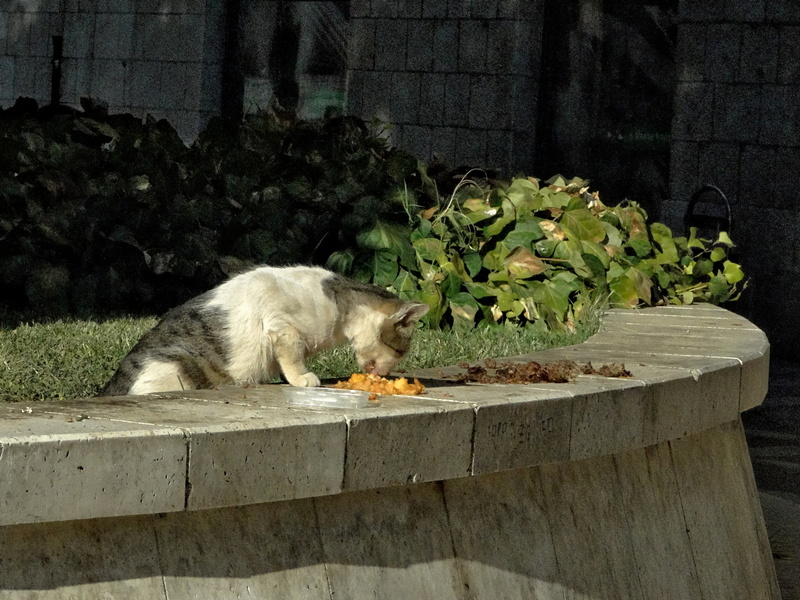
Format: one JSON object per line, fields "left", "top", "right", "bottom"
{"left": 98, "top": 265, "right": 429, "bottom": 396}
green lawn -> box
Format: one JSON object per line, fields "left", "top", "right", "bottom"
{"left": 0, "top": 314, "right": 600, "bottom": 403}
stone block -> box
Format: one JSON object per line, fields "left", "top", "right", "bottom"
{"left": 0, "top": 514, "right": 166, "bottom": 597}
{"left": 0, "top": 425, "right": 187, "bottom": 526}
{"left": 371, "top": 0, "right": 398, "bottom": 18}
{"left": 316, "top": 483, "right": 463, "bottom": 599}
{"left": 509, "top": 20, "right": 542, "bottom": 76}
{"left": 342, "top": 397, "right": 473, "bottom": 490}
{"left": 374, "top": 18, "right": 407, "bottom": 71}
{"left": 431, "top": 125, "right": 457, "bottom": 160}
{"left": 156, "top": 499, "right": 331, "bottom": 599}
{"left": 5, "top": 12, "right": 28, "bottom": 56}
{"left": 705, "top": 24, "right": 742, "bottom": 83}
{"left": 470, "top": 0, "right": 498, "bottom": 19}
{"left": 759, "top": 84, "right": 800, "bottom": 146}
{"left": 406, "top": 19, "right": 433, "bottom": 71}
{"left": 167, "top": 14, "right": 204, "bottom": 63}
{"left": 0, "top": 56, "right": 15, "bottom": 100}
{"left": 668, "top": 140, "right": 699, "bottom": 200}
{"left": 486, "top": 19, "right": 513, "bottom": 73}
{"left": 697, "top": 142, "right": 740, "bottom": 201}
{"left": 680, "top": 0, "right": 726, "bottom": 22}
{"left": 458, "top": 19, "right": 488, "bottom": 72}
{"left": 350, "top": 0, "right": 371, "bottom": 19}
{"left": 766, "top": 0, "right": 800, "bottom": 22}
{"left": 675, "top": 23, "right": 707, "bottom": 82}
{"left": 390, "top": 70, "right": 420, "bottom": 123}
{"left": 713, "top": 83, "right": 762, "bottom": 142}
{"left": 672, "top": 82, "right": 714, "bottom": 141}
{"left": 418, "top": 72, "right": 445, "bottom": 125}
{"left": 91, "top": 59, "right": 127, "bottom": 106}
{"left": 93, "top": 12, "right": 134, "bottom": 60}
{"left": 512, "top": 75, "right": 538, "bottom": 128}
{"left": 349, "top": 19, "right": 376, "bottom": 70}
{"left": 741, "top": 344, "right": 770, "bottom": 412}
{"left": 778, "top": 27, "right": 800, "bottom": 84}
{"left": 469, "top": 75, "right": 511, "bottom": 129}
{"left": 126, "top": 59, "right": 162, "bottom": 108}
{"left": 63, "top": 11, "right": 96, "bottom": 59}
{"left": 739, "top": 25, "right": 779, "bottom": 83}
{"left": 670, "top": 420, "right": 780, "bottom": 599}
{"left": 432, "top": 20, "right": 459, "bottom": 72}
{"left": 728, "top": 0, "right": 766, "bottom": 21}
{"left": 28, "top": 13, "right": 55, "bottom": 57}
{"left": 60, "top": 55, "right": 91, "bottom": 104}
{"left": 485, "top": 128, "right": 512, "bottom": 170}
{"left": 185, "top": 414, "right": 346, "bottom": 510}
{"left": 447, "top": 0, "right": 471, "bottom": 19}
{"left": 443, "top": 72, "right": 469, "bottom": 126}
{"left": 537, "top": 455, "right": 646, "bottom": 599}
{"left": 456, "top": 125, "right": 487, "bottom": 165}
{"left": 422, "top": 0, "right": 448, "bottom": 19}
{"left": 498, "top": 0, "right": 542, "bottom": 20}
{"left": 511, "top": 127, "right": 535, "bottom": 173}
{"left": 567, "top": 379, "right": 648, "bottom": 460}
{"left": 160, "top": 61, "right": 202, "bottom": 110}
{"left": 612, "top": 443, "right": 704, "bottom": 597}
{"left": 470, "top": 388, "right": 573, "bottom": 474}
{"left": 443, "top": 468, "right": 563, "bottom": 598}
{"left": 363, "top": 70, "right": 393, "bottom": 121}
{"left": 740, "top": 146, "right": 800, "bottom": 209}
{"left": 398, "top": 0, "right": 422, "bottom": 18}
{"left": 11, "top": 55, "right": 50, "bottom": 99}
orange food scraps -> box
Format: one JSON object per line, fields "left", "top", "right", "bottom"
{"left": 333, "top": 373, "right": 426, "bottom": 396}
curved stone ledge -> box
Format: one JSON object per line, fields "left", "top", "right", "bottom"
{"left": 0, "top": 304, "right": 769, "bottom": 526}
{"left": 0, "top": 305, "right": 780, "bottom": 599}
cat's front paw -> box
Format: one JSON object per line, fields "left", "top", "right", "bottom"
{"left": 287, "top": 372, "right": 321, "bottom": 387}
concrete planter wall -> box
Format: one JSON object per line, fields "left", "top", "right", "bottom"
{"left": 0, "top": 305, "right": 778, "bottom": 598}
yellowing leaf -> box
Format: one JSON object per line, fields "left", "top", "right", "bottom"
{"left": 503, "top": 247, "right": 548, "bottom": 279}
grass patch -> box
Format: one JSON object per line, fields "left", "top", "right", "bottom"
{"left": 1, "top": 314, "right": 601, "bottom": 403}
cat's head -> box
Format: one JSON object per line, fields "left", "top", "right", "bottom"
{"left": 349, "top": 301, "right": 429, "bottom": 377}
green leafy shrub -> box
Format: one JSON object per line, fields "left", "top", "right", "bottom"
{"left": 1, "top": 98, "right": 744, "bottom": 327}
{"left": 0, "top": 99, "right": 420, "bottom": 317}
{"left": 328, "top": 174, "right": 745, "bottom": 331}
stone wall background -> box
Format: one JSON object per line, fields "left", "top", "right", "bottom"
{"left": 0, "top": 0, "right": 227, "bottom": 141}
{"left": 665, "top": 0, "right": 800, "bottom": 355}
{"left": 2, "top": 0, "right": 800, "bottom": 354}
{"left": 345, "top": 0, "right": 543, "bottom": 173}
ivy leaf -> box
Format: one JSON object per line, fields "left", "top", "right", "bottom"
{"left": 392, "top": 268, "right": 419, "bottom": 294}
{"left": 609, "top": 275, "right": 639, "bottom": 308}
{"left": 449, "top": 292, "right": 480, "bottom": 330}
{"left": 413, "top": 237, "right": 446, "bottom": 262}
{"left": 463, "top": 251, "right": 482, "bottom": 278}
{"left": 561, "top": 208, "right": 606, "bottom": 243}
{"left": 650, "top": 222, "right": 679, "bottom": 264}
{"left": 723, "top": 260, "right": 744, "bottom": 284}
{"left": 503, "top": 246, "right": 548, "bottom": 279}
{"left": 371, "top": 251, "right": 399, "bottom": 286}
{"left": 710, "top": 246, "right": 727, "bottom": 262}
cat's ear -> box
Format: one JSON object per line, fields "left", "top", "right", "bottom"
{"left": 393, "top": 302, "right": 429, "bottom": 328}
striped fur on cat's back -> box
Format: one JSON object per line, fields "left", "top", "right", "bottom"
{"left": 98, "top": 265, "right": 429, "bottom": 396}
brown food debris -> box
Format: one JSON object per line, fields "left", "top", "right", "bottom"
{"left": 451, "top": 359, "right": 632, "bottom": 384}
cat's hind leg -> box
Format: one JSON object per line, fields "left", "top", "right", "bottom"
{"left": 272, "top": 328, "right": 320, "bottom": 387}
{"left": 129, "top": 359, "right": 193, "bottom": 394}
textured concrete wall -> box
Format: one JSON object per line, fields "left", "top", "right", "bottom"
{"left": 0, "top": 0, "right": 226, "bottom": 141}
{"left": 666, "top": 0, "right": 800, "bottom": 355}
{"left": 346, "top": 0, "right": 544, "bottom": 173}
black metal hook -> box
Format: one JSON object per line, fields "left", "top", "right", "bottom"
{"left": 684, "top": 184, "right": 732, "bottom": 237}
